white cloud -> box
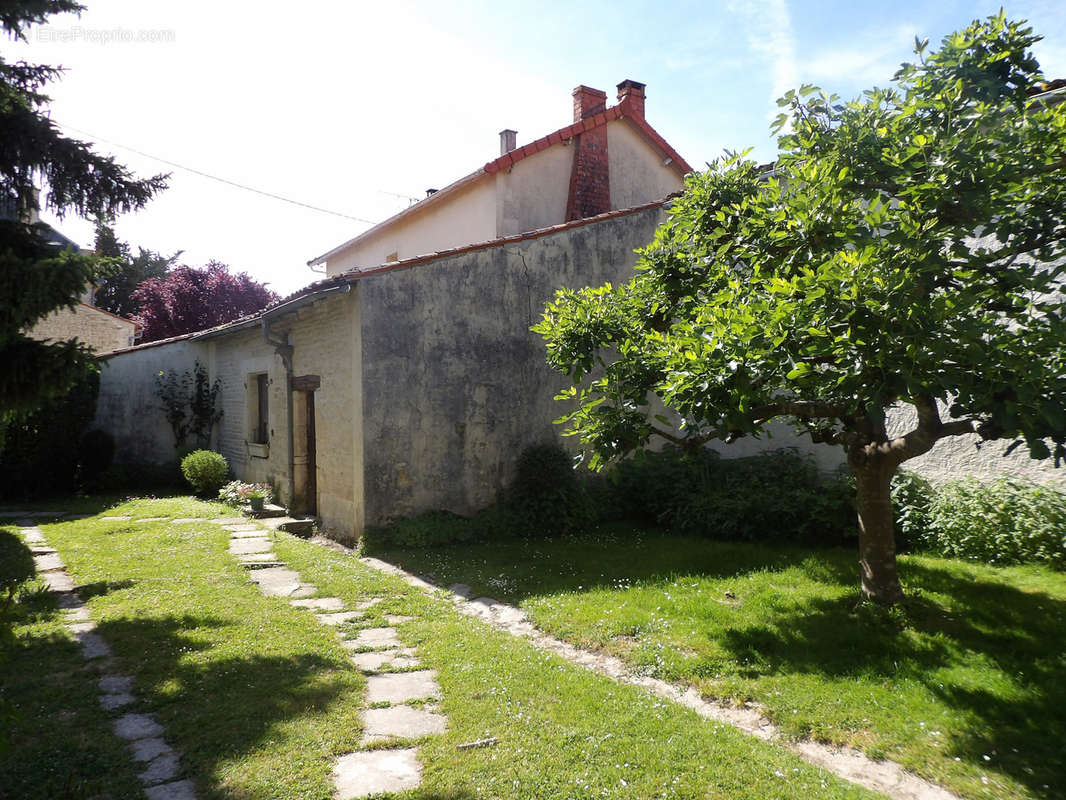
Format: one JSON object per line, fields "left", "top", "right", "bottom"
{"left": 803, "top": 24, "right": 920, "bottom": 90}
{"left": 729, "top": 0, "right": 798, "bottom": 121}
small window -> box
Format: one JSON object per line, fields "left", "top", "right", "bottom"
{"left": 252, "top": 373, "right": 269, "bottom": 444}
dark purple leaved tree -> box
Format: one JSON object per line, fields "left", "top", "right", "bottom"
{"left": 132, "top": 261, "right": 279, "bottom": 343}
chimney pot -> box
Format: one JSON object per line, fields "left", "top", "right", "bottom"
{"left": 499, "top": 129, "right": 517, "bottom": 156}
{"left": 572, "top": 85, "right": 607, "bottom": 122}
{"left": 616, "top": 79, "right": 646, "bottom": 118}
{"left": 425, "top": 188, "right": 438, "bottom": 198}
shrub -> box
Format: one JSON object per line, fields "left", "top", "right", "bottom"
{"left": 919, "top": 477, "right": 1066, "bottom": 568}
{"left": 0, "top": 529, "right": 35, "bottom": 615}
{"left": 180, "top": 450, "right": 229, "bottom": 496}
{"left": 0, "top": 364, "right": 99, "bottom": 499}
{"left": 606, "top": 447, "right": 856, "bottom": 546}
{"left": 77, "top": 429, "right": 115, "bottom": 487}
{"left": 890, "top": 469, "right": 935, "bottom": 551}
{"left": 507, "top": 443, "right": 588, "bottom": 536}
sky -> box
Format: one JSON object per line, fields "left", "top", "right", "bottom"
{"left": 7, "top": 0, "right": 1066, "bottom": 297}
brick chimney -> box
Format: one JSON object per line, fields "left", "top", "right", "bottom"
{"left": 572, "top": 85, "right": 607, "bottom": 121}
{"left": 616, "top": 79, "right": 645, "bottom": 119}
{"left": 566, "top": 85, "right": 610, "bottom": 221}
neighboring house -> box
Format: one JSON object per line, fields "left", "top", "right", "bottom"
{"left": 27, "top": 294, "right": 142, "bottom": 354}
{"left": 308, "top": 80, "right": 690, "bottom": 274}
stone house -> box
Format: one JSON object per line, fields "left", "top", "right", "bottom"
{"left": 95, "top": 81, "right": 691, "bottom": 539}
{"left": 93, "top": 79, "right": 1065, "bottom": 540}
{"left": 29, "top": 290, "right": 141, "bottom": 354}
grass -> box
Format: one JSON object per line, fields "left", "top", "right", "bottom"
{"left": 372, "top": 524, "right": 1066, "bottom": 800}
{"left": 0, "top": 498, "right": 880, "bottom": 799}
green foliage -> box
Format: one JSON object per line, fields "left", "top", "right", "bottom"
{"left": 91, "top": 220, "right": 179, "bottom": 317}
{"left": 180, "top": 449, "right": 229, "bottom": 496}
{"left": 919, "top": 477, "right": 1066, "bottom": 567}
{"left": 154, "top": 360, "right": 222, "bottom": 451}
{"left": 506, "top": 443, "right": 589, "bottom": 536}
{"left": 0, "top": 0, "right": 165, "bottom": 417}
{"left": 0, "top": 362, "right": 99, "bottom": 498}
{"left": 890, "top": 469, "right": 935, "bottom": 550}
{"left": 0, "top": 528, "right": 34, "bottom": 615}
{"left": 608, "top": 447, "right": 855, "bottom": 546}
{"left": 535, "top": 14, "right": 1066, "bottom": 601}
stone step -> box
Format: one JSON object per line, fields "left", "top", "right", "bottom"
{"left": 262, "top": 517, "right": 315, "bottom": 538}
{"left": 247, "top": 503, "right": 287, "bottom": 519}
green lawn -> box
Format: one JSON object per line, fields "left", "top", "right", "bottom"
{"left": 373, "top": 524, "right": 1066, "bottom": 800}
{"left": 1, "top": 500, "right": 879, "bottom": 799}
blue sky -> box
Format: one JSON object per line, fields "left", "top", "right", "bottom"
{"left": 9, "top": 0, "right": 1066, "bottom": 295}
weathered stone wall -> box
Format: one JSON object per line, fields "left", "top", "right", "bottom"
{"left": 94, "top": 340, "right": 208, "bottom": 464}
{"left": 29, "top": 302, "right": 138, "bottom": 354}
{"left": 357, "top": 206, "right": 651, "bottom": 524}
{"left": 887, "top": 403, "right": 1066, "bottom": 486}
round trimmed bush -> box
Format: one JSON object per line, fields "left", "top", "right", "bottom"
{"left": 180, "top": 449, "right": 229, "bottom": 496}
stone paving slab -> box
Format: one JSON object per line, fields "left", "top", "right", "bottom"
{"left": 43, "top": 571, "right": 75, "bottom": 592}
{"left": 215, "top": 517, "right": 247, "bottom": 525}
{"left": 315, "top": 610, "right": 364, "bottom": 626}
{"left": 333, "top": 749, "right": 421, "bottom": 799}
{"left": 237, "top": 553, "right": 279, "bottom": 564}
{"left": 144, "top": 778, "right": 197, "bottom": 800}
{"left": 55, "top": 589, "right": 82, "bottom": 607}
{"left": 222, "top": 524, "right": 261, "bottom": 532}
{"left": 290, "top": 596, "right": 346, "bottom": 611}
{"left": 21, "top": 529, "right": 46, "bottom": 543}
{"left": 114, "top": 713, "right": 164, "bottom": 741}
{"left": 100, "top": 515, "right": 132, "bottom": 521}
{"left": 228, "top": 529, "right": 270, "bottom": 539}
{"left": 384, "top": 614, "right": 414, "bottom": 625}
{"left": 68, "top": 620, "right": 96, "bottom": 635}
{"left": 365, "top": 670, "right": 440, "bottom": 705}
{"left": 33, "top": 553, "right": 65, "bottom": 571}
{"left": 100, "top": 675, "right": 135, "bottom": 694}
{"left": 139, "top": 751, "right": 181, "bottom": 784}
{"left": 248, "top": 567, "right": 302, "bottom": 597}
{"left": 171, "top": 518, "right": 208, "bottom": 524}
{"left": 355, "top": 598, "right": 383, "bottom": 611}
{"left": 30, "top": 544, "right": 58, "bottom": 555}
{"left": 64, "top": 606, "right": 91, "bottom": 621}
{"left": 361, "top": 705, "right": 447, "bottom": 743}
{"left": 78, "top": 631, "right": 113, "bottom": 659}
{"left": 291, "top": 583, "right": 316, "bottom": 598}
{"left": 228, "top": 538, "right": 273, "bottom": 554}
{"left": 137, "top": 517, "right": 170, "bottom": 523}
{"left": 350, "top": 650, "right": 421, "bottom": 672}
{"left": 131, "top": 737, "right": 174, "bottom": 762}
{"left": 100, "top": 692, "right": 136, "bottom": 710}
{"left": 448, "top": 582, "right": 473, "bottom": 599}
{"left": 342, "top": 627, "right": 402, "bottom": 650}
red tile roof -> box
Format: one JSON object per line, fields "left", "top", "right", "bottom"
{"left": 483, "top": 96, "right": 693, "bottom": 176}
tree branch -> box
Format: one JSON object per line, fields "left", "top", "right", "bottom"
{"left": 884, "top": 395, "right": 977, "bottom": 463}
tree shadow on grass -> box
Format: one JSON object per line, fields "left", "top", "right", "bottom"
{"left": 378, "top": 526, "right": 860, "bottom": 603}
{"left": 93, "top": 613, "right": 366, "bottom": 798}
{"left": 717, "top": 560, "right": 1066, "bottom": 797}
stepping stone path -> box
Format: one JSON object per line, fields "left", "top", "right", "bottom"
{"left": 221, "top": 517, "right": 445, "bottom": 797}
{"left": 15, "top": 518, "right": 196, "bottom": 800}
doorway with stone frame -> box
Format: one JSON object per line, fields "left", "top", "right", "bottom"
{"left": 291, "top": 375, "right": 319, "bottom": 516}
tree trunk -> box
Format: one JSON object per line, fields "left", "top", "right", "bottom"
{"left": 852, "top": 460, "right": 904, "bottom": 605}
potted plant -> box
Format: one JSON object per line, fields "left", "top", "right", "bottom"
{"left": 246, "top": 484, "right": 271, "bottom": 512}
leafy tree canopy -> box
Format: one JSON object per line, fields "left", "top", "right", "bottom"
{"left": 0, "top": 0, "right": 166, "bottom": 417}
{"left": 92, "top": 220, "right": 180, "bottom": 317}
{"left": 535, "top": 14, "right": 1066, "bottom": 604}
{"left": 132, "top": 261, "right": 279, "bottom": 343}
